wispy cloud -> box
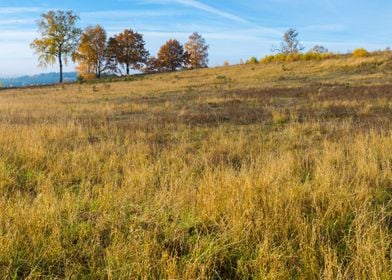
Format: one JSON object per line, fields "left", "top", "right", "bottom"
{"left": 140, "top": 30, "right": 266, "bottom": 41}
{"left": 301, "top": 24, "right": 346, "bottom": 32}
{"left": 0, "top": 30, "right": 36, "bottom": 42}
{"left": 0, "top": 7, "right": 41, "bottom": 14}
{"left": 142, "top": 0, "right": 249, "bottom": 23}
{"left": 174, "top": 0, "right": 249, "bottom": 23}
{"left": 81, "top": 9, "right": 182, "bottom": 19}
{"left": 136, "top": 0, "right": 283, "bottom": 38}
{"left": 0, "top": 19, "right": 35, "bottom": 25}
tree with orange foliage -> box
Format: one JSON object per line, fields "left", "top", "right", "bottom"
{"left": 109, "top": 29, "right": 149, "bottom": 75}
{"left": 157, "top": 39, "right": 189, "bottom": 72}
{"left": 73, "top": 25, "right": 108, "bottom": 79}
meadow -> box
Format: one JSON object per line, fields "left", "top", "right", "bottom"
{"left": 0, "top": 54, "right": 391, "bottom": 279}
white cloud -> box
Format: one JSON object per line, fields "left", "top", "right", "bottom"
{"left": 0, "top": 30, "right": 36, "bottom": 41}
{"left": 0, "top": 7, "right": 41, "bottom": 14}
{"left": 174, "top": 0, "right": 249, "bottom": 23}
{"left": 81, "top": 10, "right": 182, "bottom": 19}
{"left": 141, "top": 0, "right": 249, "bottom": 23}
{"left": 301, "top": 24, "right": 346, "bottom": 32}
{"left": 0, "top": 19, "right": 35, "bottom": 25}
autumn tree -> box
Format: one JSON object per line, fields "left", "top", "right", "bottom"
{"left": 105, "top": 37, "right": 121, "bottom": 75}
{"left": 73, "top": 25, "right": 107, "bottom": 79}
{"left": 157, "top": 39, "right": 188, "bottom": 72}
{"left": 143, "top": 56, "right": 160, "bottom": 73}
{"left": 30, "top": 10, "right": 81, "bottom": 83}
{"left": 109, "top": 29, "right": 149, "bottom": 75}
{"left": 274, "top": 28, "right": 304, "bottom": 54}
{"left": 185, "top": 32, "right": 209, "bottom": 69}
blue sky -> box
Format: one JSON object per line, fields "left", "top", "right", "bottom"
{"left": 1, "top": 0, "right": 392, "bottom": 76}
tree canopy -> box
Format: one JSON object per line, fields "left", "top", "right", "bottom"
{"left": 310, "top": 45, "right": 329, "bottom": 54}
{"left": 157, "top": 39, "right": 189, "bottom": 72}
{"left": 109, "top": 29, "right": 149, "bottom": 75}
{"left": 73, "top": 25, "right": 107, "bottom": 79}
{"left": 185, "top": 32, "right": 209, "bottom": 69}
{"left": 275, "top": 28, "right": 304, "bottom": 54}
{"left": 30, "top": 10, "right": 82, "bottom": 83}
{"left": 29, "top": 11, "right": 213, "bottom": 80}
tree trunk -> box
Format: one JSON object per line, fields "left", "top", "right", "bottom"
{"left": 59, "top": 53, "right": 63, "bottom": 84}
{"left": 97, "top": 62, "right": 101, "bottom": 79}
{"left": 126, "top": 63, "right": 130, "bottom": 75}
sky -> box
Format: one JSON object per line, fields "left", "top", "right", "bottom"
{"left": 0, "top": 0, "right": 392, "bottom": 76}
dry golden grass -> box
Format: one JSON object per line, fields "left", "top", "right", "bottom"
{"left": 0, "top": 54, "right": 391, "bottom": 279}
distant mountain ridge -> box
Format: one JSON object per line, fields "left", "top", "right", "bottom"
{"left": 0, "top": 72, "right": 77, "bottom": 88}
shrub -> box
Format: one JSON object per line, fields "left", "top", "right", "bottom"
{"left": 353, "top": 48, "right": 369, "bottom": 58}
{"left": 320, "top": 52, "right": 336, "bottom": 60}
{"left": 76, "top": 75, "right": 86, "bottom": 84}
{"left": 285, "top": 53, "right": 300, "bottom": 62}
{"left": 261, "top": 55, "right": 275, "bottom": 63}
{"left": 261, "top": 51, "right": 337, "bottom": 64}
{"left": 261, "top": 53, "right": 287, "bottom": 63}
{"left": 246, "top": 57, "right": 259, "bottom": 64}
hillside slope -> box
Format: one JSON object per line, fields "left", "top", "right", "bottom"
{"left": 0, "top": 55, "right": 391, "bottom": 279}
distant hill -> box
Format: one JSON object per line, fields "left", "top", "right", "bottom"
{"left": 0, "top": 72, "right": 77, "bottom": 88}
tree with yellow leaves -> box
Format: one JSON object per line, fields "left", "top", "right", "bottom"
{"left": 30, "top": 10, "right": 82, "bottom": 83}
{"left": 185, "top": 32, "right": 209, "bottom": 69}
{"left": 73, "top": 25, "right": 108, "bottom": 79}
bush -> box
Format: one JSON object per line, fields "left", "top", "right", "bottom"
{"left": 285, "top": 53, "right": 300, "bottom": 62}
{"left": 261, "top": 53, "right": 287, "bottom": 63}
{"left": 76, "top": 75, "right": 86, "bottom": 84}
{"left": 246, "top": 57, "right": 259, "bottom": 64}
{"left": 352, "top": 48, "right": 369, "bottom": 58}
{"left": 261, "top": 51, "right": 337, "bottom": 64}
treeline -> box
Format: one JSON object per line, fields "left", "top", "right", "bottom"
{"left": 30, "top": 11, "right": 384, "bottom": 84}
{"left": 30, "top": 11, "right": 208, "bottom": 83}
{"left": 245, "top": 28, "right": 378, "bottom": 65}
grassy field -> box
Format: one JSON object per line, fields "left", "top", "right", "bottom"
{"left": 0, "top": 54, "right": 391, "bottom": 279}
